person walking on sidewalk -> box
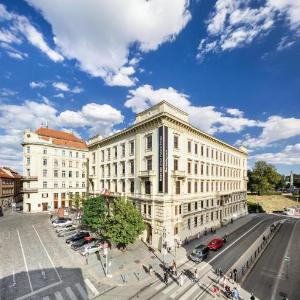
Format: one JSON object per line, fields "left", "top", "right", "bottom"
{"left": 178, "top": 272, "right": 184, "bottom": 287}
{"left": 149, "top": 265, "right": 154, "bottom": 276}
{"left": 250, "top": 293, "right": 255, "bottom": 300}
{"left": 232, "top": 287, "right": 240, "bottom": 300}
{"left": 172, "top": 260, "right": 177, "bottom": 276}
{"left": 194, "top": 268, "right": 199, "bottom": 283}
{"left": 164, "top": 272, "right": 169, "bottom": 285}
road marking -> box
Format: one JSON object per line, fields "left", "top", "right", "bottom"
{"left": 75, "top": 283, "right": 88, "bottom": 300}
{"left": 15, "top": 280, "right": 62, "bottom": 300}
{"left": 55, "top": 291, "right": 64, "bottom": 300}
{"left": 163, "top": 281, "right": 178, "bottom": 294}
{"left": 170, "top": 279, "right": 190, "bottom": 298}
{"left": 17, "top": 229, "right": 33, "bottom": 292}
{"left": 32, "top": 225, "right": 62, "bottom": 281}
{"left": 178, "top": 282, "right": 200, "bottom": 300}
{"left": 66, "top": 286, "right": 78, "bottom": 300}
{"left": 84, "top": 278, "right": 99, "bottom": 296}
{"left": 43, "top": 297, "right": 50, "bottom": 300}
{"left": 271, "top": 220, "right": 297, "bottom": 300}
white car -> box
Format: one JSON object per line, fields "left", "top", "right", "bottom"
{"left": 80, "top": 244, "right": 102, "bottom": 256}
{"left": 53, "top": 220, "right": 73, "bottom": 228}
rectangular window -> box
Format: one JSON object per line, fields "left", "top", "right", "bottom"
{"left": 62, "top": 160, "right": 65, "bottom": 167}
{"left": 194, "top": 216, "right": 197, "bottom": 227}
{"left": 62, "top": 170, "right": 66, "bottom": 178}
{"left": 43, "top": 158, "right": 47, "bottom": 166}
{"left": 114, "top": 146, "right": 117, "bottom": 159}
{"left": 176, "top": 181, "right": 180, "bottom": 194}
{"left": 130, "top": 160, "right": 134, "bottom": 174}
{"left": 188, "top": 181, "right": 191, "bottom": 193}
{"left": 43, "top": 181, "right": 47, "bottom": 188}
{"left": 121, "top": 162, "right": 125, "bottom": 175}
{"left": 145, "top": 181, "right": 151, "bottom": 194}
{"left": 26, "top": 146, "right": 30, "bottom": 153}
{"left": 76, "top": 171, "right": 79, "bottom": 178}
{"left": 194, "top": 181, "right": 198, "bottom": 193}
{"left": 201, "top": 201, "right": 204, "bottom": 208}
{"left": 101, "top": 150, "right": 104, "bottom": 162}
{"left": 174, "top": 159, "right": 178, "bottom": 171}
{"left": 43, "top": 148, "right": 47, "bottom": 155}
{"left": 62, "top": 182, "right": 65, "bottom": 188}
{"left": 194, "top": 162, "right": 198, "bottom": 174}
{"left": 122, "top": 180, "right": 125, "bottom": 192}
{"left": 69, "top": 161, "right": 72, "bottom": 167}
{"left": 69, "top": 151, "right": 72, "bottom": 157}
{"left": 188, "top": 203, "right": 191, "bottom": 211}
{"left": 54, "top": 170, "right": 58, "bottom": 177}
{"left": 107, "top": 148, "right": 111, "bottom": 161}
{"left": 121, "top": 144, "right": 125, "bottom": 157}
{"left": 114, "top": 163, "right": 117, "bottom": 176}
{"left": 69, "top": 171, "right": 72, "bottom": 178}
{"left": 195, "top": 201, "right": 198, "bottom": 210}
{"left": 146, "top": 134, "right": 152, "bottom": 150}
{"left": 188, "top": 141, "right": 191, "bottom": 153}
{"left": 54, "top": 182, "right": 58, "bottom": 188}
{"left": 147, "top": 158, "right": 152, "bottom": 171}
{"left": 201, "top": 181, "right": 204, "bottom": 192}
{"left": 130, "top": 180, "right": 134, "bottom": 193}
{"left": 201, "top": 145, "right": 204, "bottom": 156}
{"left": 195, "top": 143, "right": 198, "bottom": 155}
{"left": 43, "top": 169, "right": 47, "bottom": 177}
{"left": 83, "top": 153, "right": 86, "bottom": 159}
{"left": 62, "top": 150, "right": 65, "bottom": 157}
{"left": 188, "top": 219, "right": 191, "bottom": 230}
{"left": 174, "top": 135, "right": 179, "bottom": 149}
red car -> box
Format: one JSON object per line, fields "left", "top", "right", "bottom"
{"left": 207, "top": 238, "right": 224, "bottom": 250}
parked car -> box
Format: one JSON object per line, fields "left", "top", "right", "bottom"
{"left": 207, "top": 238, "right": 225, "bottom": 250}
{"left": 56, "top": 224, "right": 75, "bottom": 233}
{"left": 66, "top": 231, "right": 90, "bottom": 244}
{"left": 58, "top": 228, "right": 78, "bottom": 237}
{"left": 71, "top": 236, "right": 95, "bottom": 251}
{"left": 189, "top": 244, "right": 209, "bottom": 262}
{"left": 53, "top": 219, "right": 73, "bottom": 228}
{"left": 51, "top": 216, "right": 69, "bottom": 223}
{"left": 80, "top": 243, "right": 102, "bottom": 256}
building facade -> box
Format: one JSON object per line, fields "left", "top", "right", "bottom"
{"left": 88, "top": 101, "right": 248, "bottom": 249}
{"left": 22, "top": 128, "right": 88, "bottom": 213}
{"left": 0, "top": 167, "right": 22, "bottom": 206}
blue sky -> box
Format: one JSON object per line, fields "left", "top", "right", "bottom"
{"left": 0, "top": 0, "right": 299, "bottom": 174}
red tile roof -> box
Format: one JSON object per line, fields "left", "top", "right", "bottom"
{"left": 0, "top": 168, "right": 13, "bottom": 179}
{"left": 35, "top": 128, "right": 87, "bottom": 150}
{"left": 3, "top": 167, "right": 22, "bottom": 178}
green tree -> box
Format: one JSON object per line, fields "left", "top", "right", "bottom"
{"left": 105, "top": 198, "right": 145, "bottom": 249}
{"left": 248, "top": 161, "right": 281, "bottom": 195}
{"left": 81, "top": 196, "right": 107, "bottom": 233}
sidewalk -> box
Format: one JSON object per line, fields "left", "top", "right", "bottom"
{"left": 84, "top": 213, "right": 256, "bottom": 288}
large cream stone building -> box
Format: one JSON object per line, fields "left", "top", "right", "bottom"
{"left": 88, "top": 101, "right": 248, "bottom": 249}
{"left": 22, "top": 128, "right": 88, "bottom": 213}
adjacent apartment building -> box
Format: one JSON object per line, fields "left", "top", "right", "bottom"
{"left": 0, "top": 167, "right": 22, "bottom": 206}
{"left": 22, "top": 128, "right": 88, "bottom": 213}
{"left": 88, "top": 101, "right": 248, "bottom": 249}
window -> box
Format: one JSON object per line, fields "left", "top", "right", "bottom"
{"left": 188, "top": 203, "right": 191, "bottom": 212}
{"left": 146, "top": 158, "right": 152, "bottom": 171}
{"left": 188, "top": 162, "right": 191, "bottom": 174}
{"left": 188, "top": 219, "right": 191, "bottom": 230}
{"left": 69, "top": 182, "right": 73, "bottom": 188}
{"left": 62, "top": 170, "right": 66, "bottom": 178}
{"left": 148, "top": 205, "right": 152, "bottom": 216}
{"left": 194, "top": 181, "right": 198, "bottom": 193}
{"left": 194, "top": 216, "right": 198, "bottom": 227}
{"left": 201, "top": 201, "right": 204, "bottom": 208}
{"left": 195, "top": 202, "right": 198, "bottom": 210}
{"left": 107, "top": 148, "right": 111, "bottom": 160}
{"left": 144, "top": 204, "right": 147, "bottom": 214}
{"left": 122, "top": 180, "right": 125, "bottom": 193}
{"left": 62, "top": 182, "right": 65, "bottom": 188}
{"left": 26, "top": 157, "right": 30, "bottom": 165}
{"left": 188, "top": 181, "right": 191, "bottom": 193}
{"left": 76, "top": 171, "right": 79, "bottom": 178}
{"left": 54, "top": 170, "right": 58, "bottom": 177}
{"left": 26, "top": 146, "right": 30, "bottom": 153}
{"left": 201, "top": 164, "right": 204, "bottom": 175}
{"left": 69, "top": 171, "right": 72, "bottom": 178}
{"left": 206, "top": 147, "right": 209, "bottom": 157}
{"left": 174, "top": 135, "right": 179, "bottom": 149}
{"left": 76, "top": 182, "right": 79, "bottom": 188}
{"left": 43, "top": 158, "right": 47, "bottom": 166}
{"left": 43, "top": 169, "right": 47, "bottom": 177}
{"left": 43, "top": 148, "right": 47, "bottom": 155}
{"left": 101, "top": 150, "right": 104, "bottom": 162}
{"left": 114, "top": 163, "right": 117, "bottom": 176}
{"left": 92, "top": 152, "right": 96, "bottom": 164}
{"left": 174, "top": 159, "right": 178, "bottom": 171}
{"left": 82, "top": 172, "right": 85, "bottom": 178}
{"left": 121, "top": 144, "right": 125, "bottom": 157}
{"left": 43, "top": 181, "right": 47, "bottom": 188}
{"left": 62, "top": 160, "right": 65, "bottom": 167}
{"left": 176, "top": 181, "right": 180, "bottom": 194}
{"left": 211, "top": 212, "right": 214, "bottom": 221}
{"left": 114, "top": 146, "right": 117, "bottom": 159}
{"left": 146, "top": 135, "right": 152, "bottom": 150}
{"left": 69, "top": 161, "right": 72, "bottom": 167}
{"left": 54, "top": 182, "right": 58, "bottom": 188}
{"left": 194, "top": 162, "right": 198, "bottom": 174}
{"left": 76, "top": 152, "right": 79, "bottom": 158}
{"left": 130, "top": 141, "right": 134, "bottom": 155}
{"left": 188, "top": 141, "right": 191, "bottom": 153}
{"left": 107, "top": 165, "right": 111, "bottom": 176}
{"left": 82, "top": 153, "right": 85, "bottom": 159}
{"left": 201, "top": 181, "right": 204, "bottom": 192}
{"left": 130, "top": 160, "right": 134, "bottom": 174}
{"left": 201, "top": 145, "right": 204, "bottom": 156}
{"left": 69, "top": 151, "right": 72, "bottom": 157}
{"left": 195, "top": 143, "right": 198, "bottom": 155}
{"left": 121, "top": 162, "right": 125, "bottom": 175}
{"left": 145, "top": 181, "right": 151, "bottom": 194}
{"left": 130, "top": 180, "right": 134, "bottom": 193}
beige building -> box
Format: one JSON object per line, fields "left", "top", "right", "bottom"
{"left": 22, "top": 128, "right": 88, "bottom": 213}
{"left": 88, "top": 101, "right": 248, "bottom": 249}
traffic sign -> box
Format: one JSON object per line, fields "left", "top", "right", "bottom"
{"left": 284, "top": 256, "right": 290, "bottom": 262}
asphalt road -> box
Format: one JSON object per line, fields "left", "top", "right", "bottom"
{"left": 0, "top": 211, "right": 112, "bottom": 300}
{"left": 242, "top": 218, "right": 300, "bottom": 300}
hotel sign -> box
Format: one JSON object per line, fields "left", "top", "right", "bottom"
{"left": 158, "top": 126, "right": 168, "bottom": 193}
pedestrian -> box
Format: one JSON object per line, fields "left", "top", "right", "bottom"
{"left": 178, "top": 272, "right": 184, "bottom": 287}
{"left": 232, "top": 287, "right": 240, "bottom": 300}
{"left": 229, "top": 270, "right": 233, "bottom": 282}
{"left": 250, "top": 293, "right": 255, "bottom": 300}
{"left": 194, "top": 268, "right": 199, "bottom": 283}
{"left": 212, "top": 285, "right": 220, "bottom": 298}
{"left": 172, "top": 260, "right": 177, "bottom": 276}
{"left": 233, "top": 268, "right": 238, "bottom": 282}
{"left": 164, "top": 272, "right": 169, "bottom": 285}
{"left": 222, "top": 276, "right": 228, "bottom": 288}
{"left": 149, "top": 265, "right": 153, "bottom": 276}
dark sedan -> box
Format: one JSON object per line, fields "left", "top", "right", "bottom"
{"left": 71, "top": 236, "right": 95, "bottom": 251}
{"left": 66, "top": 231, "right": 90, "bottom": 244}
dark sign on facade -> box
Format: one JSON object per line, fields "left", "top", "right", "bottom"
{"left": 164, "top": 126, "right": 168, "bottom": 193}
{"left": 158, "top": 126, "right": 168, "bottom": 194}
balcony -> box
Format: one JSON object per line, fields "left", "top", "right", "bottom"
{"left": 138, "top": 170, "right": 155, "bottom": 178}
{"left": 171, "top": 170, "right": 186, "bottom": 178}
{"left": 21, "top": 176, "right": 38, "bottom": 181}
{"left": 88, "top": 174, "right": 97, "bottom": 179}
{"left": 21, "top": 187, "right": 38, "bottom": 193}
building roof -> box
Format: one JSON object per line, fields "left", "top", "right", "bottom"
{"left": 35, "top": 128, "right": 87, "bottom": 150}
{"left": 2, "top": 167, "right": 22, "bottom": 178}
{"left": 0, "top": 167, "right": 21, "bottom": 179}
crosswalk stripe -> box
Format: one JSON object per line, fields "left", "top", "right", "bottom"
{"left": 75, "top": 283, "right": 88, "bottom": 300}
{"left": 163, "top": 281, "right": 178, "bottom": 294}
{"left": 66, "top": 286, "right": 78, "bottom": 300}
{"left": 170, "top": 280, "right": 191, "bottom": 299}
{"left": 54, "top": 292, "right": 64, "bottom": 300}
{"left": 84, "top": 278, "right": 99, "bottom": 296}
{"left": 43, "top": 297, "right": 50, "bottom": 300}
{"left": 154, "top": 281, "right": 165, "bottom": 290}
{"left": 178, "top": 282, "right": 201, "bottom": 300}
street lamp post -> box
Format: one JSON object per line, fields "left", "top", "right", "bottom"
{"left": 162, "top": 227, "right": 167, "bottom": 267}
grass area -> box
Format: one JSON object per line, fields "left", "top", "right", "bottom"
{"left": 247, "top": 194, "right": 298, "bottom": 213}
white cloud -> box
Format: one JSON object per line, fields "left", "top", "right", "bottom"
{"left": 277, "top": 36, "right": 295, "bottom": 50}
{"left": 26, "top": 0, "right": 191, "bottom": 86}
{"left": 53, "top": 93, "right": 64, "bottom": 98}
{"left": 53, "top": 81, "right": 70, "bottom": 92}
{"left": 0, "top": 4, "right": 63, "bottom": 62}
{"left": 29, "top": 81, "right": 46, "bottom": 88}
{"left": 239, "top": 116, "right": 300, "bottom": 148}
{"left": 0, "top": 42, "right": 28, "bottom": 60}
{"left": 197, "top": 0, "right": 300, "bottom": 60}
{"left": 251, "top": 143, "right": 300, "bottom": 165}
{"left": 0, "top": 88, "right": 18, "bottom": 97}
{"left": 0, "top": 99, "right": 123, "bottom": 172}
{"left": 125, "top": 84, "right": 257, "bottom": 134}
{"left": 226, "top": 108, "right": 244, "bottom": 117}
{"left": 6, "top": 51, "right": 24, "bottom": 60}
